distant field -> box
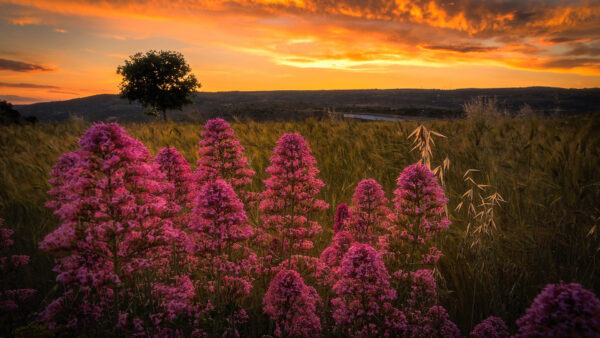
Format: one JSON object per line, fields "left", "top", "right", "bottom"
{"left": 14, "top": 87, "right": 600, "bottom": 122}
{"left": 0, "top": 116, "right": 599, "bottom": 333}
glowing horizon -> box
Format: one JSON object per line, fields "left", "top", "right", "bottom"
{"left": 1, "top": 0, "right": 599, "bottom": 104}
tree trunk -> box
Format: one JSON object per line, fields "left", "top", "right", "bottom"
{"left": 162, "top": 110, "right": 168, "bottom": 122}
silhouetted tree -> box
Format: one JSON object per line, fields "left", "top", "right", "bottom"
{"left": 117, "top": 50, "right": 200, "bottom": 121}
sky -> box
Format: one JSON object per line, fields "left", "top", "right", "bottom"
{"left": 1, "top": 0, "right": 599, "bottom": 104}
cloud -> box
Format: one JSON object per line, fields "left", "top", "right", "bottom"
{"left": 0, "top": 58, "right": 53, "bottom": 72}
{"left": 541, "top": 57, "right": 600, "bottom": 70}
{"left": 421, "top": 44, "right": 498, "bottom": 53}
{"left": 0, "top": 82, "right": 59, "bottom": 88}
{"left": 48, "top": 89, "right": 79, "bottom": 95}
{"left": 0, "top": 94, "right": 41, "bottom": 103}
{"left": 11, "top": 16, "right": 41, "bottom": 25}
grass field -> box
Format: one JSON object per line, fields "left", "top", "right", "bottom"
{"left": 1, "top": 116, "right": 599, "bottom": 334}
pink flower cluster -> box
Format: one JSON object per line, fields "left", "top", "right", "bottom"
{"left": 405, "top": 305, "right": 461, "bottom": 338}
{"left": 263, "top": 269, "right": 321, "bottom": 337}
{"left": 155, "top": 146, "right": 195, "bottom": 207}
{"left": 37, "top": 120, "right": 472, "bottom": 337}
{"left": 331, "top": 243, "right": 406, "bottom": 337}
{"left": 333, "top": 203, "right": 350, "bottom": 233}
{"left": 260, "top": 133, "right": 328, "bottom": 263}
{"left": 386, "top": 163, "right": 450, "bottom": 269}
{"left": 0, "top": 218, "right": 37, "bottom": 320}
{"left": 347, "top": 179, "right": 390, "bottom": 245}
{"left": 39, "top": 123, "right": 186, "bottom": 333}
{"left": 470, "top": 316, "right": 509, "bottom": 338}
{"left": 515, "top": 282, "right": 600, "bottom": 337}
{"left": 194, "top": 118, "right": 255, "bottom": 203}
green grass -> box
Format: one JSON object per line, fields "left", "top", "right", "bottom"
{"left": 1, "top": 116, "right": 599, "bottom": 333}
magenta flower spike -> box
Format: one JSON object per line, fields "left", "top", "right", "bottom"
{"left": 333, "top": 203, "right": 350, "bottom": 233}
{"left": 331, "top": 243, "right": 406, "bottom": 337}
{"left": 189, "top": 178, "right": 252, "bottom": 254}
{"left": 189, "top": 179, "right": 257, "bottom": 334}
{"left": 194, "top": 118, "right": 256, "bottom": 203}
{"left": 155, "top": 146, "right": 194, "bottom": 207}
{"left": 515, "top": 282, "right": 600, "bottom": 337}
{"left": 260, "top": 133, "right": 328, "bottom": 264}
{"left": 263, "top": 269, "right": 321, "bottom": 337}
{"left": 347, "top": 179, "right": 390, "bottom": 245}
{"left": 470, "top": 316, "right": 509, "bottom": 338}
{"left": 39, "top": 123, "right": 188, "bottom": 332}
{"left": 387, "top": 163, "right": 450, "bottom": 269}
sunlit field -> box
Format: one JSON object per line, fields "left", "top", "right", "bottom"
{"left": 1, "top": 116, "right": 598, "bottom": 336}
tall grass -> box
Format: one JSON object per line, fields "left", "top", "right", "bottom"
{"left": 0, "top": 116, "right": 599, "bottom": 333}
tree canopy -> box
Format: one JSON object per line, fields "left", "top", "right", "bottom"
{"left": 117, "top": 50, "right": 200, "bottom": 121}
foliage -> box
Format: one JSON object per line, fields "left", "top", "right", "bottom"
{"left": 117, "top": 50, "right": 200, "bottom": 121}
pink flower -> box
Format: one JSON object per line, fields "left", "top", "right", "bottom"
{"left": 515, "top": 282, "right": 600, "bottom": 337}
{"left": 260, "top": 133, "right": 328, "bottom": 265}
{"left": 471, "top": 316, "right": 509, "bottom": 338}
{"left": 10, "top": 255, "right": 29, "bottom": 268}
{"left": 387, "top": 163, "right": 450, "bottom": 269}
{"left": 263, "top": 270, "right": 321, "bottom": 337}
{"left": 189, "top": 178, "right": 256, "bottom": 334}
{"left": 155, "top": 146, "right": 194, "bottom": 207}
{"left": 40, "top": 123, "right": 182, "bottom": 331}
{"left": 189, "top": 179, "right": 252, "bottom": 253}
{"left": 194, "top": 118, "right": 255, "bottom": 203}
{"left": 406, "top": 305, "right": 461, "bottom": 338}
{"left": 319, "top": 231, "right": 355, "bottom": 285}
{"left": 347, "top": 179, "right": 390, "bottom": 245}
{"left": 333, "top": 203, "right": 350, "bottom": 233}
{"left": 331, "top": 243, "right": 406, "bottom": 337}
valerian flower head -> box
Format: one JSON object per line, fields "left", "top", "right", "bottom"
{"left": 347, "top": 179, "right": 390, "bottom": 245}
{"left": 155, "top": 146, "right": 195, "bottom": 207}
{"left": 194, "top": 118, "right": 255, "bottom": 203}
{"left": 333, "top": 203, "right": 350, "bottom": 233}
{"left": 515, "top": 282, "right": 600, "bottom": 337}
{"left": 331, "top": 243, "right": 406, "bottom": 337}
{"left": 387, "top": 163, "right": 450, "bottom": 269}
{"left": 407, "top": 305, "right": 461, "bottom": 338}
{"left": 40, "top": 123, "right": 184, "bottom": 332}
{"left": 470, "top": 316, "right": 509, "bottom": 338}
{"left": 260, "top": 133, "right": 328, "bottom": 261}
{"left": 263, "top": 269, "right": 321, "bottom": 337}
{"left": 189, "top": 178, "right": 252, "bottom": 253}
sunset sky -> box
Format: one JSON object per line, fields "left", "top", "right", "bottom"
{"left": 1, "top": 0, "right": 599, "bottom": 104}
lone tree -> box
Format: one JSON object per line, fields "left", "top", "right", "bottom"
{"left": 117, "top": 50, "right": 200, "bottom": 121}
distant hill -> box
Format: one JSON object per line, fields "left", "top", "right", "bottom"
{"left": 15, "top": 87, "right": 600, "bottom": 122}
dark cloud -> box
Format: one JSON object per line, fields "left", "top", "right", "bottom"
{"left": 422, "top": 44, "right": 497, "bottom": 53}
{"left": 0, "top": 82, "right": 59, "bottom": 88}
{"left": 542, "top": 57, "right": 600, "bottom": 69}
{"left": 566, "top": 42, "right": 600, "bottom": 56}
{"left": 0, "top": 95, "right": 41, "bottom": 103}
{"left": 48, "top": 89, "right": 79, "bottom": 95}
{"left": 0, "top": 58, "right": 52, "bottom": 72}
